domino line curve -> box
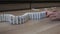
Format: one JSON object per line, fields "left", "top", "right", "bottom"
{"left": 0, "top": 11, "right": 46, "bottom": 25}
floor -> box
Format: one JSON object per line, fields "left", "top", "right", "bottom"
{"left": 0, "top": 18, "right": 60, "bottom": 34}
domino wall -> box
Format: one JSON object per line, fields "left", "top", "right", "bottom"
{"left": 0, "top": 11, "right": 46, "bottom": 25}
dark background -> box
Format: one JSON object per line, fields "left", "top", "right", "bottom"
{"left": 0, "top": 0, "right": 60, "bottom": 1}
{"left": 0, "top": 1, "right": 60, "bottom": 11}
{"left": 0, "top": 0, "right": 60, "bottom": 4}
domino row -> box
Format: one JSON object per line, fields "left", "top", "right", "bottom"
{"left": 28, "top": 11, "right": 46, "bottom": 20}
{"left": 0, "top": 11, "right": 46, "bottom": 24}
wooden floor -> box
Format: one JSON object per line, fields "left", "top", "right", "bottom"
{"left": 0, "top": 18, "right": 60, "bottom": 34}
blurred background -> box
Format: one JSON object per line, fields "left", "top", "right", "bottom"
{"left": 0, "top": 1, "right": 60, "bottom": 15}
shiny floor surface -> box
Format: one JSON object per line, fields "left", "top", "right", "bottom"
{"left": 0, "top": 18, "right": 60, "bottom": 34}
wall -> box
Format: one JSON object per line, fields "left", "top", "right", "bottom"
{"left": 0, "top": 3, "right": 30, "bottom": 11}
{"left": 0, "top": 3, "right": 60, "bottom": 11}
{"left": 31, "top": 3, "right": 60, "bottom": 8}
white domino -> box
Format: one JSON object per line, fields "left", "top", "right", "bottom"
{"left": 37, "top": 12, "right": 40, "bottom": 19}
{"left": 18, "top": 16, "right": 24, "bottom": 24}
{"left": 33, "top": 13, "right": 36, "bottom": 20}
{"left": 18, "top": 16, "right": 21, "bottom": 24}
{"left": 25, "top": 13, "right": 29, "bottom": 22}
{"left": 21, "top": 13, "right": 28, "bottom": 24}
{"left": 11, "top": 16, "right": 15, "bottom": 24}
{"left": 39, "top": 13, "right": 41, "bottom": 20}
{"left": 0, "top": 15, "right": 2, "bottom": 21}
{"left": 27, "top": 13, "right": 32, "bottom": 20}
{"left": 21, "top": 15, "right": 25, "bottom": 24}
{"left": 40, "top": 11, "right": 46, "bottom": 19}
{"left": 15, "top": 16, "right": 19, "bottom": 24}
{"left": 1, "top": 14, "right": 4, "bottom": 22}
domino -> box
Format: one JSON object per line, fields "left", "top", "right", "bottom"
{"left": 40, "top": 11, "right": 46, "bottom": 19}
{"left": 1, "top": 14, "right": 4, "bottom": 22}
{"left": 18, "top": 16, "right": 23, "bottom": 24}
{"left": 28, "top": 13, "right": 32, "bottom": 20}
{"left": 0, "top": 15, "right": 2, "bottom": 21}
{"left": 38, "top": 13, "right": 41, "bottom": 20}
{"left": 15, "top": 16, "right": 19, "bottom": 24}
{"left": 10, "top": 16, "right": 15, "bottom": 24}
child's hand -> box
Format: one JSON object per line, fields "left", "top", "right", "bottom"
{"left": 47, "top": 11, "right": 60, "bottom": 20}
{"left": 44, "top": 7, "right": 60, "bottom": 20}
